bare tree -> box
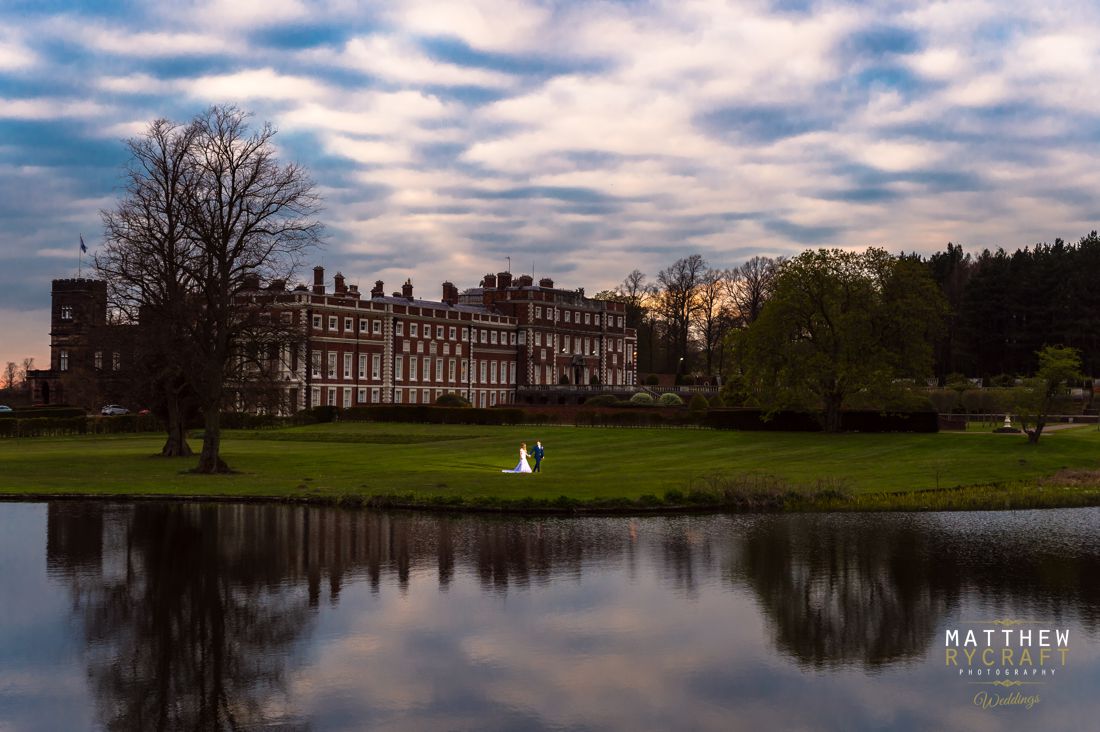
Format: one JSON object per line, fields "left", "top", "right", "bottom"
{"left": 182, "top": 106, "right": 322, "bottom": 473}
{"left": 695, "top": 267, "right": 735, "bottom": 378}
{"left": 20, "top": 358, "right": 34, "bottom": 393}
{"left": 727, "top": 255, "right": 783, "bottom": 326}
{"left": 99, "top": 106, "right": 321, "bottom": 472}
{"left": 655, "top": 254, "right": 706, "bottom": 374}
{"left": 100, "top": 118, "right": 201, "bottom": 457}
{"left": 3, "top": 362, "right": 16, "bottom": 390}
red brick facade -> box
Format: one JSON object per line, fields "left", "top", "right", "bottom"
{"left": 30, "top": 266, "right": 637, "bottom": 413}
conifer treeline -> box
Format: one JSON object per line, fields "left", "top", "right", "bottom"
{"left": 925, "top": 231, "right": 1100, "bottom": 379}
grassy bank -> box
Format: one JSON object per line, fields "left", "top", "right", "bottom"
{"left": 2, "top": 422, "right": 1100, "bottom": 512}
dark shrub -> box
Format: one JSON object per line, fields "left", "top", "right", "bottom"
{"left": 688, "top": 394, "right": 709, "bottom": 413}
{"left": 435, "top": 393, "right": 472, "bottom": 408}
{"left": 644, "top": 374, "right": 659, "bottom": 386}
{"left": 583, "top": 394, "right": 618, "bottom": 408}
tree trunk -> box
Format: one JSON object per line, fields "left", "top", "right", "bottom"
{"left": 160, "top": 395, "right": 193, "bottom": 457}
{"left": 1027, "top": 422, "right": 1044, "bottom": 444}
{"left": 823, "top": 392, "right": 843, "bottom": 433}
{"left": 194, "top": 407, "right": 230, "bottom": 473}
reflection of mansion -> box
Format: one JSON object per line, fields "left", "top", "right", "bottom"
{"left": 29, "top": 266, "right": 637, "bottom": 411}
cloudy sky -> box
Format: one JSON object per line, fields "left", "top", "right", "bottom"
{"left": 1, "top": 0, "right": 1099, "bottom": 368}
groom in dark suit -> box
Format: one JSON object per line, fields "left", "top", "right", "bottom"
{"left": 532, "top": 441, "right": 545, "bottom": 472}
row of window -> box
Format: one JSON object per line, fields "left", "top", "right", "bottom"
{"left": 57, "top": 349, "right": 121, "bottom": 372}
{"left": 529, "top": 365, "right": 632, "bottom": 386}
{"left": 532, "top": 306, "right": 625, "bottom": 329}
{"left": 530, "top": 334, "right": 628, "bottom": 355}
{"left": 311, "top": 315, "right": 517, "bottom": 343}
{"left": 310, "top": 352, "right": 517, "bottom": 385}
{"left": 309, "top": 386, "right": 513, "bottom": 408}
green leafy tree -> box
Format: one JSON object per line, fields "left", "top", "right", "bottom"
{"left": 735, "top": 248, "right": 947, "bottom": 432}
{"left": 1015, "top": 345, "right": 1082, "bottom": 444}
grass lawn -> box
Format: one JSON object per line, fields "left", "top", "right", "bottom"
{"left": 3, "top": 421, "right": 1100, "bottom": 511}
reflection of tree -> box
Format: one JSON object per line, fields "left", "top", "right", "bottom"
{"left": 46, "top": 501, "right": 1100, "bottom": 722}
{"left": 50, "top": 503, "right": 314, "bottom": 731}
{"left": 730, "top": 515, "right": 1100, "bottom": 670}
{"left": 732, "top": 518, "right": 957, "bottom": 669}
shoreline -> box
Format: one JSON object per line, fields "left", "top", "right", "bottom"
{"left": 4, "top": 480, "right": 1100, "bottom": 516}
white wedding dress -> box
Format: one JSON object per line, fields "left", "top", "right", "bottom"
{"left": 503, "top": 448, "right": 533, "bottom": 474}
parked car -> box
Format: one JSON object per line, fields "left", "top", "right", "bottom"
{"left": 0, "top": 405, "right": 12, "bottom": 412}
{"left": 100, "top": 405, "right": 129, "bottom": 416}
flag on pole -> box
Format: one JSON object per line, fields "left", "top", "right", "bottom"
{"left": 79, "top": 235, "right": 87, "bottom": 254}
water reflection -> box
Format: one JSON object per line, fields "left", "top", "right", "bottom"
{"left": 11, "top": 503, "right": 1100, "bottom": 730}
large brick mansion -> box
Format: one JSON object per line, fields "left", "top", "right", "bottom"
{"left": 29, "top": 266, "right": 638, "bottom": 411}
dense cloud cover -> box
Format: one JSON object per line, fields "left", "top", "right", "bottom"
{"left": 2, "top": 0, "right": 1099, "bottom": 365}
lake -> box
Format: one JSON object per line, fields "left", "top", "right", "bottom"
{"left": 1, "top": 501, "right": 1098, "bottom": 730}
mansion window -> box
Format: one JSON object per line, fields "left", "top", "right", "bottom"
{"left": 60, "top": 306, "right": 73, "bottom": 321}
{"left": 373, "top": 320, "right": 382, "bottom": 335}
{"left": 359, "top": 319, "right": 368, "bottom": 332}
{"left": 344, "top": 317, "right": 353, "bottom": 332}
{"left": 112, "top": 352, "right": 120, "bottom": 371}
{"left": 59, "top": 349, "right": 69, "bottom": 372}
{"left": 396, "top": 321, "right": 404, "bottom": 336}
{"left": 312, "top": 315, "right": 322, "bottom": 329}
{"left": 372, "top": 354, "right": 381, "bottom": 380}
{"left": 328, "top": 316, "right": 337, "bottom": 330}
{"left": 436, "top": 325, "right": 444, "bottom": 340}
{"left": 94, "top": 351, "right": 102, "bottom": 370}
{"left": 410, "top": 323, "right": 418, "bottom": 338}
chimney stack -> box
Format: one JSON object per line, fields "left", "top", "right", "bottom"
{"left": 334, "top": 271, "right": 346, "bottom": 294}
{"left": 312, "top": 266, "right": 325, "bottom": 295}
{"left": 482, "top": 273, "right": 497, "bottom": 289}
{"left": 243, "top": 272, "right": 260, "bottom": 290}
{"left": 442, "top": 281, "right": 459, "bottom": 305}
{"left": 402, "top": 278, "right": 414, "bottom": 300}
{"left": 517, "top": 274, "right": 533, "bottom": 287}
{"left": 497, "top": 271, "right": 512, "bottom": 289}
{"left": 348, "top": 284, "right": 360, "bottom": 299}
{"left": 371, "top": 280, "right": 384, "bottom": 298}
{"left": 539, "top": 277, "right": 554, "bottom": 289}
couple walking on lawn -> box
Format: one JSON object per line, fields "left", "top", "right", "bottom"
{"left": 502, "top": 441, "right": 545, "bottom": 474}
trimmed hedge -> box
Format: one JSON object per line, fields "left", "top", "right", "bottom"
{"left": 658, "top": 393, "right": 685, "bottom": 407}
{"left": 704, "top": 409, "right": 938, "bottom": 433}
{"left": 0, "top": 414, "right": 163, "bottom": 438}
{"left": 0, "top": 406, "right": 86, "bottom": 419}
{"left": 339, "top": 405, "right": 526, "bottom": 426}
{"left": 582, "top": 394, "right": 619, "bottom": 408}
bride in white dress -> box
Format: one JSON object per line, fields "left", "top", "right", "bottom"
{"left": 502, "top": 443, "right": 533, "bottom": 473}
